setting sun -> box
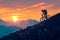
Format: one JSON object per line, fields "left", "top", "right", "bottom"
{"left": 11, "top": 16, "right": 19, "bottom": 22}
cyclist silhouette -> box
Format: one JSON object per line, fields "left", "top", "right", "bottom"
{"left": 41, "top": 9, "right": 48, "bottom": 20}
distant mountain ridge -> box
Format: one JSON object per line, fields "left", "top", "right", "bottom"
{"left": 0, "top": 17, "right": 38, "bottom": 38}
{"left": 0, "top": 19, "right": 6, "bottom": 25}
{"left": 1, "top": 13, "right": 60, "bottom": 40}
{"left": 19, "top": 19, "right": 38, "bottom": 28}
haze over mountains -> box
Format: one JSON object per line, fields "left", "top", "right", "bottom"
{"left": 0, "top": 19, "right": 38, "bottom": 28}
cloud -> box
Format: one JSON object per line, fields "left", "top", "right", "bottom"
{"left": 0, "top": 0, "right": 59, "bottom": 9}
{"left": 0, "top": 0, "right": 41, "bottom": 8}
{"left": 19, "top": 2, "right": 54, "bottom": 11}
{"left": 23, "top": 2, "right": 46, "bottom": 9}
{"left": 39, "top": 4, "right": 54, "bottom": 9}
{"left": 0, "top": 0, "right": 59, "bottom": 8}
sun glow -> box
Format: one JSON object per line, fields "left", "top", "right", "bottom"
{"left": 11, "top": 15, "right": 19, "bottom": 22}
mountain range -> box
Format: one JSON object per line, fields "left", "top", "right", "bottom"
{"left": 0, "top": 18, "right": 38, "bottom": 38}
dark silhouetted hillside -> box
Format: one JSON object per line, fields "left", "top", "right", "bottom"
{"left": 1, "top": 13, "right": 60, "bottom": 40}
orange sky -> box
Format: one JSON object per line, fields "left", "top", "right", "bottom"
{"left": 0, "top": 1, "right": 60, "bottom": 22}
